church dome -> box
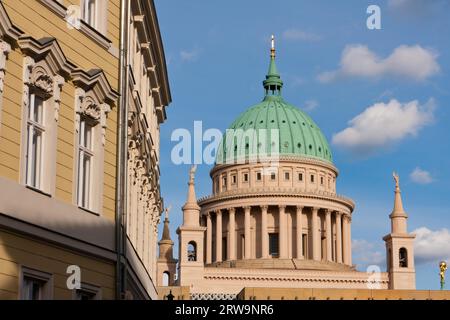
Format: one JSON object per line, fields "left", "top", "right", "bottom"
{"left": 216, "top": 39, "right": 332, "bottom": 165}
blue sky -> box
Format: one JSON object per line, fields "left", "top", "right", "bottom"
{"left": 155, "top": 0, "right": 450, "bottom": 289}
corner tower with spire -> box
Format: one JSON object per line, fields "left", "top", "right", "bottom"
{"left": 157, "top": 207, "right": 178, "bottom": 287}
{"left": 176, "top": 165, "right": 206, "bottom": 288}
{"left": 383, "top": 172, "right": 416, "bottom": 289}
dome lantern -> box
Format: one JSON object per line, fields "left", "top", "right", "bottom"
{"left": 263, "top": 35, "right": 283, "bottom": 98}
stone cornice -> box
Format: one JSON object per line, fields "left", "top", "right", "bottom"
{"left": 203, "top": 274, "right": 389, "bottom": 285}
{"left": 0, "top": 2, "right": 23, "bottom": 41}
{"left": 131, "top": 0, "right": 171, "bottom": 118}
{"left": 72, "top": 68, "right": 119, "bottom": 104}
{"left": 18, "top": 36, "right": 76, "bottom": 77}
{"left": 203, "top": 267, "right": 389, "bottom": 284}
{"left": 37, "top": 0, "right": 115, "bottom": 56}
{"left": 198, "top": 187, "right": 355, "bottom": 212}
{"left": 211, "top": 155, "right": 339, "bottom": 177}
{"left": 382, "top": 233, "right": 416, "bottom": 241}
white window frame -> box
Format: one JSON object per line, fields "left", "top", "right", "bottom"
{"left": 20, "top": 266, "right": 53, "bottom": 300}
{"left": 20, "top": 55, "right": 63, "bottom": 197}
{"left": 73, "top": 87, "right": 110, "bottom": 215}
{"left": 80, "top": 0, "right": 107, "bottom": 34}
{"left": 82, "top": 0, "right": 98, "bottom": 29}
{"left": 77, "top": 118, "right": 95, "bottom": 210}
{"left": 25, "top": 93, "right": 46, "bottom": 190}
{"left": 73, "top": 283, "right": 102, "bottom": 300}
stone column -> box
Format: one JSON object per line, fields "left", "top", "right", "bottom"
{"left": 215, "top": 209, "right": 222, "bottom": 262}
{"left": 311, "top": 207, "right": 320, "bottom": 261}
{"left": 336, "top": 211, "right": 342, "bottom": 263}
{"left": 348, "top": 215, "right": 352, "bottom": 266}
{"left": 325, "top": 209, "right": 332, "bottom": 262}
{"left": 279, "top": 205, "right": 287, "bottom": 258}
{"left": 228, "top": 207, "right": 236, "bottom": 260}
{"left": 244, "top": 206, "right": 251, "bottom": 259}
{"left": 296, "top": 206, "right": 303, "bottom": 259}
{"left": 261, "top": 205, "right": 269, "bottom": 258}
{"left": 342, "top": 214, "right": 349, "bottom": 265}
{"left": 206, "top": 212, "right": 212, "bottom": 264}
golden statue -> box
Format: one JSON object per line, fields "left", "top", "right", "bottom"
{"left": 440, "top": 261, "right": 447, "bottom": 290}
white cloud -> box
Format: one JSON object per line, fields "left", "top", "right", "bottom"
{"left": 318, "top": 44, "right": 439, "bottom": 83}
{"left": 352, "top": 239, "right": 386, "bottom": 270}
{"left": 410, "top": 167, "right": 434, "bottom": 184}
{"left": 282, "top": 28, "right": 321, "bottom": 42}
{"left": 180, "top": 48, "right": 201, "bottom": 62}
{"left": 389, "top": 0, "right": 449, "bottom": 9}
{"left": 389, "top": 0, "right": 420, "bottom": 7}
{"left": 332, "top": 99, "right": 435, "bottom": 155}
{"left": 388, "top": 0, "right": 450, "bottom": 19}
{"left": 304, "top": 100, "right": 319, "bottom": 111}
{"left": 413, "top": 227, "right": 450, "bottom": 265}
{"left": 287, "top": 75, "right": 306, "bottom": 87}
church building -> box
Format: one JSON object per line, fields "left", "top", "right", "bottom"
{"left": 156, "top": 37, "right": 417, "bottom": 299}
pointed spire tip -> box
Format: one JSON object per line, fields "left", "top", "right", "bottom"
{"left": 270, "top": 34, "right": 275, "bottom": 58}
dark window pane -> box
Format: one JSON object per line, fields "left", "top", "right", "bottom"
{"left": 269, "top": 233, "right": 279, "bottom": 257}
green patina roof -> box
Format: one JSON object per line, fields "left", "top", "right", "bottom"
{"left": 216, "top": 42, "right": 332, "bottom": 164}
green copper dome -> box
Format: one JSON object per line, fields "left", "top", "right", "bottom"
{"left": 216, "top": 38, "right": 332, "bottom": 164}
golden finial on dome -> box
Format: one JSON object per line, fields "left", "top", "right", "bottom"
{"left": 270, "top": 35, "right": 276, "bottom": 58}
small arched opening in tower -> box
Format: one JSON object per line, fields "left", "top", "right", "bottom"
{"left": 188, "top": 241, "right": 197, "bottom": 261}
{"left": 162, "top": 271, "right": 170, "bottom": 286}
{"left": 399, "top": 247, "right": 408, "bottom": 268}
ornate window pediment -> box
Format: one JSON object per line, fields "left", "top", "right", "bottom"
{"left": 0, "top": 2, "right": 22, "bottom": 130}
{"left": 19, "top": 36, "right": 73, "bottom": 122}
{"left": 19, "top": 36, "right": 74, "bottom": 76}
{"left": 72, "top": 69, "right": 118, "bottom": 145}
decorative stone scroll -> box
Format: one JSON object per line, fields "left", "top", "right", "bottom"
{"left": 0, "top": 40, "right": 11, "bottom": 94}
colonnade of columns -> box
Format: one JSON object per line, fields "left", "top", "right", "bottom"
{"left": 204, "top": 205, "right": 352, "bottom": 266}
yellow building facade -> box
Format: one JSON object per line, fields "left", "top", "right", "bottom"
{"left": 0, "top": 0, "right": 170, "bottom": 300}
